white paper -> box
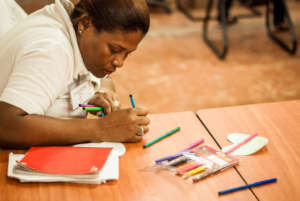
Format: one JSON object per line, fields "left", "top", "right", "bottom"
{"left": 221, "top": 133, "right": 268, "bottom": 156}
{"left": 74, "top": 142, "right": 126, "bottom": 156}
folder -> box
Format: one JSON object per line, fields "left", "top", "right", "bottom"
{"left": 7, "top": 142, "right": 125, "bottom": 184}
{"left": 18, "top": 146, "right": 112, "bottom": 175}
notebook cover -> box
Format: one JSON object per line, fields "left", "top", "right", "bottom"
{"left": 19, "top": 146, "right": 112, "bottom": 175}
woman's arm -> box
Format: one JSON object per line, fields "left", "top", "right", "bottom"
{"left": 0, "top": 102, "right": 150, "bottom": 149}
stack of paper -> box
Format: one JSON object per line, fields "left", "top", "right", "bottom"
{"left": 7, "top": 142, "right": 126, "bottom": 184}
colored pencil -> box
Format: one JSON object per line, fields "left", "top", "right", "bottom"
{"left": 218, "top": 178, "right": 277, "bottom": 195}
{"left": 129, "top": 94, "right": 135, "bottom": 108}
{"left": 155, "top": 138, "right": 204, "bottom": 164}
{"left": 183, "top": 166, "right": 206, "bottom": 178}
{"left": 155, "top": 153, "right": 183, "bottom": 164}
{"left": 167, "top": 157, "right": 189, "bottom": 167}
{"left": 143, "top": 127, "right": 180, "bottom": 148}
{"left": 176, "top": 162, "right": 195, "bottom": 172}
{"left": 79, "top": 104, "right": 97, "bottom": 107}
{"left": 180, "top": 138, "right": 205, "bottom": 152}
{"left": 179, "top": 164, "right": 201, "bottom": 175}
{"left": 83, "top": 107, "right": 103, "bottom": 111}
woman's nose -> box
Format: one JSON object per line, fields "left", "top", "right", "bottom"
{"left": 113, "top": 55, "right": 125, "bottom": 68}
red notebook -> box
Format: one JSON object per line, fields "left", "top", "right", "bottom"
{"left": 18, "top": 146, "right": 112, "bottom": 175}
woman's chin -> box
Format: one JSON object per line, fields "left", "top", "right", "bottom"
{"left": 91, "top": 71, "right": 106, "bottom": 78}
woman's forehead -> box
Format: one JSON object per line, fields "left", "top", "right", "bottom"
{"left": 101, "top": 29, "right": 143, "bottom": 49}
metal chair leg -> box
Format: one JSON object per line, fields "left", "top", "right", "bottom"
{"left": 266, "top": 0, "right": 297, "bottom": 54}
{"left": 176, "top": 0, "right": 204, "bottom": 21}
{"left": 203, "top": 0, "right": 228, "bottom": 60}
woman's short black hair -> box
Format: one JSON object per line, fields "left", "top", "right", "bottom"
{"left": 71, "top": 0, "right": 150, "bottom": 34}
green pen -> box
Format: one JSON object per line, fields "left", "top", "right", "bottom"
{"left": 83, "top": 107, "right": 103, "bottom": 111}
{"left": 143, "top": 126, "right": 180, "bottom": 148}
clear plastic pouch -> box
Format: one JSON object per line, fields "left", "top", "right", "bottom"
{"left": 155, "top": 145, "right": 239, "bottom": 183}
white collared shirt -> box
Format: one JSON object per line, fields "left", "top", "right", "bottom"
{"left": 0, "top": 0, "right": 27, "bottom": 38}
{"left": 0, "top": 0, "right": 100, "bottom": 119}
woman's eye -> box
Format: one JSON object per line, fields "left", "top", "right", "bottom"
{"left": 109, "top": 45, "right": 122, "bottom": 54}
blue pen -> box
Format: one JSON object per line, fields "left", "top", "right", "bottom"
{"left": 129, "top": 94, "right": 136, "bottom": 108}
{"left": 218, "top": 178, "right": 277, "bottom": 195}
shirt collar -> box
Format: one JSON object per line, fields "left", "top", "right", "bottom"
{"left": 54, "top": 0, "right": 89, "bottom": 79}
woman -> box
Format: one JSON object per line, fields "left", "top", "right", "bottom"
{"left": 0, "top": 0, "right": 150, "bottom": 148}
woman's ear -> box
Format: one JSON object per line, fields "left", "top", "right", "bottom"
{"left": 77, "top": 14, "right": 91, "bottom": 34}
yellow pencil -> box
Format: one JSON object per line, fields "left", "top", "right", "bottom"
{"left": 183, "top": 165, "right": 206, "bottom": 178}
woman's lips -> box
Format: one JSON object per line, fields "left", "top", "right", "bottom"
{"left": 104, "top": 68, "right": 115, "bottom": 74}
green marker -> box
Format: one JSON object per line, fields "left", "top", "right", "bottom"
{"left": 83, "top": 107, "right": 103, "bottom": 111}
{"left": 143, "top": 126, "right": 180, "bottom": 148}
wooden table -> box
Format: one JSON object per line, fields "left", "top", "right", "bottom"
{"left": 197, "top": 100, "right": 300, "bottom": 201}
{"left": 0, "top": 111, "right": 255, "bottom": 201}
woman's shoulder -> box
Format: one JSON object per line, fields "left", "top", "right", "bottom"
{"left": 21, "top": 16, "right": 71, "bottom": 45}
{"left": 2, "top": 17, "right": 73, "bottom": 58}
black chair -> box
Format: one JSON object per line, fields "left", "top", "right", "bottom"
{"left": 147, "top": 0, "right": 173, "bottom": 13}
{"left": 203, "top": 0, "right": 297, "bottom": 59}
{"left": 177, "top": 0, "right": 297, "bottom": 60}
{"left": 176, "top": 0, "right": 261, "bottom": 22}
{"left": 265, "top": 0, "right": 297, "bottom": 54}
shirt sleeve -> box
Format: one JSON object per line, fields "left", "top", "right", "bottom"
{"left": 0, "top": 40, "right": 72, "bottom": 115}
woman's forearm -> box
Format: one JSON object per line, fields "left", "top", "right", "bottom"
{"left": 0, "top": 101, "right": 149, "bottom": 148}
{"left": 0, "top": 112, "right": 101, "bottom": 149}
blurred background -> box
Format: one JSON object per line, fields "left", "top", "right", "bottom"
{"left": 15, "top": 0, "right": 300, "bottom": 113}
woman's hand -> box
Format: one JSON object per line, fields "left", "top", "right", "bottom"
{"left": 95, "top": 107, "right": 150, "bottom": 142}
{"left": 88, "top": 76, "right": 120, "bottom": 115}
{"left": 88, "top": 90, "right": 120, "bottom": 115}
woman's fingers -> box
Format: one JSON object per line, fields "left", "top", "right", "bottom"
{"left": 130, "top": 125, "right": 149, "bottom": 141}
{"left": 93, "top": 96, "right": 112, "bottom": 114}
{"left": 134, "top": 106, "right": 149, "bottom": 116}
{"left": 94, "top": 108, "right": 151, "bottom": 142}
{"left": 138, "top": 125, "right": 149, "bottom": 135}
{"left": 136, "top": 115, "right": 150, "bottom": 126}
{"left": 89, "top": 91, "right": 120, "bottom": 114}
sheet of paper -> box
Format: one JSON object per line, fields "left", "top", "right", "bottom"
{"left": 73, "top": 142, "right": 126, "bottom": 156}
{"left": 221, "top": 133, "right": 268, "bottom": 155}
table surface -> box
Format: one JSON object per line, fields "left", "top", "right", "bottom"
{"left": 0, "top": 111, "right": 255, "bottom": 201}
{"left": 197, "top": 100, "right": 300, "bottom": 201}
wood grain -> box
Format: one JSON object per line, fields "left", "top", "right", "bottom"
{"left": 0, "top": 112, "right": 255, "bottom": 201}
{"left": 197, "top": 100, "right": 300, "bottom": 201}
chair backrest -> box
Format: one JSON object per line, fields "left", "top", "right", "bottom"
{"left": 0, "top": 0, "right": 27, "bottom": 38}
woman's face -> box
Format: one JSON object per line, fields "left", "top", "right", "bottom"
{"left": 77, "top": 24, "right": 144, "bottom": 78}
